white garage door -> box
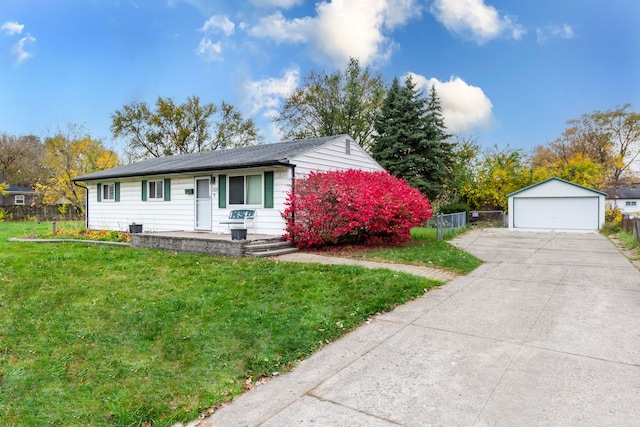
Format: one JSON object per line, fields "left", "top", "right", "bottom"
{"left": 513, "top": 197, "right": 599, "bottom": 230}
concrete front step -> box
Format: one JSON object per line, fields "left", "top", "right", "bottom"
{"left": 249, "top": 247, "right": 299, "bottom": 257}
{"left": 244, "top": 239, "right": 298, "bottom": 257}
{"left": 245, "top": 240, "right": 294, "bottom": 251}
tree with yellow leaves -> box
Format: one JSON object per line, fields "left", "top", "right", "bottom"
{"left": 460, "top": 145, "right": 533, "bottom": 211}
{"left": 36, "top": 125, "right": 119, "bottom": 213}
{"left": 532, "top": 104, "right": 640, "bottom": 192}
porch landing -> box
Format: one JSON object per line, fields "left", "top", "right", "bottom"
{"left": 129, "top": 231, "right": 298, "bottom": 257}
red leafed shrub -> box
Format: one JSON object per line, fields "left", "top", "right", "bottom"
{"left": 282, "top": 169, "right": 433, "bottom": 248}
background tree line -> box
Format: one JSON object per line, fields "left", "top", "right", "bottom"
{"left": 2, "top": 54, "right": 638, "bottom": 216}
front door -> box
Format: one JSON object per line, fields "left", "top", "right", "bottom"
{"left": 195, "top": 177, "right": 211, "bottom": 231}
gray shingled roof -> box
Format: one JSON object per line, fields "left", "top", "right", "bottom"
{"left": 74, "top": 135, "right": 347, "bottom": 182}
{"left": 7, "top": 184, "right": 34, "bottom": 193}
{"left": 604, "top": 185, "right": 640, "bottom": 199}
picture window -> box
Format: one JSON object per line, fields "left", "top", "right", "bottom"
{"left": 228, "top": 174, "right": 262, "bottom": 206}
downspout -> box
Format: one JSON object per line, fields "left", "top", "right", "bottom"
{"left": 290, "top": 165, "right": 296, "bottom": 243}
{"left": 73, "top": 181, "right": 89, "bottom": 229}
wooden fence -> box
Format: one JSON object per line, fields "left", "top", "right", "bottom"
{"left": 0, "top": 205, "right": 83, "bottom": 222}
{"left": 622, "top": 214, "right": 640, "bottom": 244}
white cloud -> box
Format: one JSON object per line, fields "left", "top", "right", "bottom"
{"left": 195, "top": 38, "right": 223, "bottom": 61}
{"left": 196, "top": 15, "right": 235, "bottom": 61}
{"left": 409, "top": 73, "right": 493, "bottom": 133}
{"left": 200, "top": 15, "right": 235, "bottom": 36}
{"left": 536, "top": 24, "right": 574, "bottom": 43}
{"left": 250, "top": 11, "right": 310, "bottom": 43}
{"left": 251, "top": 0, "right": 304, "bottom": 8}
{"left": 243, "top": 66, "right": 300, "bottom": 116}
{"left": 1, "top": 21, "right": 24, "bottom": 35}
{"left": 12, "top": 34, "right": 36, "bottom": 65}
{"left": 249, "top": 0, "right": 422, "bottom": 67}
{"left": 430, "top": 0, "right": 525, "bottom": 44}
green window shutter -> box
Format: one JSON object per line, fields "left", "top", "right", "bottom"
{"left": 218, "top": 174, "right": 226, "bottom": 208}
{"left": 141, "top": 180, "right": 147, "bottom": 201}
{"left": 97, "top": 183, "right": 102, "bottom": 202}
{"left": 164, "top": 178, "right": 171, "bottom": 201}
{"left": 115, "top": 182, "right": 120, "bottom": 202}
{"left": 264, "top": 171, "right": 274, "bottom": 208}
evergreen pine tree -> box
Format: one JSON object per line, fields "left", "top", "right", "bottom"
{"left": 371, "top": 76, "right": 453, "bottom": 199}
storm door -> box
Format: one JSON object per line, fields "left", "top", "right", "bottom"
{"left": 195, "top": 177, "right": 211, "bottom": 231}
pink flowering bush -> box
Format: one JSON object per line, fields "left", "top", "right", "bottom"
{"left": 282, "top": 169, "right": 433, "bottom": 248}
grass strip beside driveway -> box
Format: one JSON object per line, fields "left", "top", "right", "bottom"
{"left": 0, "top": 222, "right": 441, "bottom": 426}
{"left": 309, "top": 227, "right": 483, "bottom": 275}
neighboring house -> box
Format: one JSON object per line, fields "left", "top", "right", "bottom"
{"left": 73, "top": 135, "right": 384, "bottom": 235}
{"left": 508, "top": 177, "right": 606, "bottom": 231}
{"left": 0, "top": 184, "right": 37, "bottom": 207}
{"left": 604, "top": 185, "right": 640, "bottom": 214}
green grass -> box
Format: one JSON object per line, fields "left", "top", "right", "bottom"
{"left": 617, "top": 230, "right": 639, "bottom": 250}
{"left": 312, "top": 227, "right": 483, "bottom": 275}
{"left": 0, "top": 222, "right": 447, "bottom": 426}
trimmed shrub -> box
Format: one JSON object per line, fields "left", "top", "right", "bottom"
{"left": 439, "top": 201, "right": 470, "bottom": 216}
{"left": 282, "top": 170, "right": 433, "bottom": 248}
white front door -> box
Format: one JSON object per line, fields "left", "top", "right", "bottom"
{"left": 195, "top": 177, "right": 211, "bottom": 231}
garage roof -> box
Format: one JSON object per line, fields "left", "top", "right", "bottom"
{"left": 507, "top": 177, "right": 607, "bottom": 198}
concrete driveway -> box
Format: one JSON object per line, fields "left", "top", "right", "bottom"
{"left": 200, "top": 229, "right": 640, "bottom": 426}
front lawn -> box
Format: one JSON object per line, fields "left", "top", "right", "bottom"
{"left": 0, "top": 222, "right": 443, "bottom": 426}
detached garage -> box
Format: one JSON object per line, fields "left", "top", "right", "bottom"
{"left": 508, "top": 177, "right": 606, "bottom": 231}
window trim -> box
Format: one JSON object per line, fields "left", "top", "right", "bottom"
{"left": 14, "top": 194, "right": 25, "bottom": 205}
{"left": 626, "top": 201, "right": 637, "bottom": 207}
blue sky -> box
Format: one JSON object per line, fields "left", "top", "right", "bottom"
{"left": 1, "top": 0, "right": 638, "bottom": 157}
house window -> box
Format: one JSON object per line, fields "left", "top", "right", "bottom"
{"left": 626, "top": 201, "right": 637, "bottom": 207}
{"left": 229, "top": 174, "right": 262, "bottom": 206}
{"left": 102, "top": 183, "right": 115, "bottom": 201}
{"left": 149, "top": 180, "right": 164, "bottom": 199}
{"left": 15, "top": 195, "right": 25, "bottom": 205}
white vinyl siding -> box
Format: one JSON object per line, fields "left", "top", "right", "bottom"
{"left": 290, "top": 137, "right": 383, "bottom": 176}
{"left": 87, "top": 175, "right": 191, "bottom": 232}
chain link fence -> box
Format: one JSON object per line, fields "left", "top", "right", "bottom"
{"left": 470, "top": 210, "right": 508, "bottom": 228}
{"left": 433, "top": 211, "right": 467, "bottom": 240}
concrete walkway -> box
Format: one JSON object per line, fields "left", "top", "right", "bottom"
{"left": 275, "top": 252, "right": 459, "bottom": 282}
{"left": 195, "top": 228, "right": 640, "bottom": 426}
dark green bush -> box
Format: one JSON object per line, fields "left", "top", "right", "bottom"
{"left": 438, "top": 201, "right": 470, "bottom": 217}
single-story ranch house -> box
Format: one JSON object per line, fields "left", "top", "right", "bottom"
{"left": 604, "top": 185, "right": 640, "bottom": 214}
{"left": 0, "top": 170, "right": 37, "bottom": 207}
{"left": 73, "top": 135, "right": 384, "bottom": 236}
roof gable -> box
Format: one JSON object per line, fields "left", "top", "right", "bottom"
{"left": 507, "top": 177, "right": 607, "bottom": 198}
{"left": 74, "top": 135, "right": 350, "bottom": 182}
